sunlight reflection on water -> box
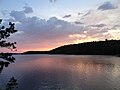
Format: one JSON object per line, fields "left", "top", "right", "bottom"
{"left": 0, "top": 55, "right": 120, "bottom": 90}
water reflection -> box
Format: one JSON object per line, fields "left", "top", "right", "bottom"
{"left": 6, "top": 77, "right": 18, "bottom": 90}
{"left": 0, "top": 54, "right": 18, "bottom": 90}
{"left": 0, "top": 65, "right": 18, "bottom": 90}
{"left": 0, "top": 61, "right": 9, "bottom": 74}
{"left": 1, "top": 55, "right": 120, "bottom": 90}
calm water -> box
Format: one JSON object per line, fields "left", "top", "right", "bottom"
{"left": 0, "top": 55, "right": 120, "bottom": 90}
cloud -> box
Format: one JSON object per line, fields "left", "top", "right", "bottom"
{"left": 6, "top": 6, "right": 84, "bottom": 51}
{"left": 10, "top": 10, "right": 26, "bottom": 22}
{"left": 82, "top": 11, "right": 91, "bottom": 17}
{"left": 112, "top": 25, "right": 120, "bottom": 29}
{"left": 63, "top": 14, "right": 71, "bottom": 18}
{"left": 4, "top": 4, "right": 120, "bottom": 52}
{"left": 90, "top": 24, "right": 106, "bottom": 28}
{"left": 23, "top": 6, "right": 33, "bottom": 14}
{"left": 114, "top": 25, "right": 120, "bottom": 28}
{"left": 16, "top": 16, "right": 83, "bottom": 42}
{"left": 1, "top": 10, "right": 9, "bottom": 16}
{"left": 78, "top": 13, "right": 82, "bottom": 15}
{"left": 80, "top": 10, "right": 107, "bottom": 25}
{"left": 9, "top": 6, "right": 33, "bottom": 22}
{"left": 50, "top": 0, "right": 57, "bottom": 3}
{"left": 74, "top": 21, "right": 84, "bottom": 25}
{"left": 98, "top": 2, "right": 118, "bottom": 11}
{"left": 15, "top": 16, "right": 84, "bottom": 51}
{"left": 72, "top": 6, "right": 120, "bottom": 42}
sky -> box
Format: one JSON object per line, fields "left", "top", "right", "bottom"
{"left": 0, "top": 0, "right": 120, "bottom": 52}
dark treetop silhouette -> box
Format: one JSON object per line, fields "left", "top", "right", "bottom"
{"left": 23, "top": 40, "right": 120, "bottom": 56}
{"left": 0, "top": 19, "right": 18, "bottom": 90}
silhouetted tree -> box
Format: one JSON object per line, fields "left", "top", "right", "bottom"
{"left": 0, "top": 19, "right": 17, "bottom": 72}
{"left": 0, "top": 19, "right": 18, "bottom": 90}
{"left": 6, "top": 77, "right": 18, "bottom": 90}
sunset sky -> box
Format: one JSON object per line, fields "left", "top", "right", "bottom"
{"left": 0, "top": 0, "right": 120, "bottom": 52}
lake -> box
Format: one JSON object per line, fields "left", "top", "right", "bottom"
{"left": 0, "top": 55, "right": 120, "bottom": 90}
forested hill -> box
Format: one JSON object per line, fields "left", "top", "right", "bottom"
{"left": 23, "top": 40, "right": 120, "bottom": 55}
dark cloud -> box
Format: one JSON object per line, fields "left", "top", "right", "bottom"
{"left": 74, "top": 21, "right": 84, "bottom": 25}
{"left": 112, "top": 25, "right": 120, "bottom": 29}
{"left": 82, "top": 11, "right": 91, "bottom": 17}
{"left": 23, "top": 6, "right": 33, "bottom": 14}
{"left": 80, "top": 11, "right": 91, "bottom": 20}
{"left": 98, "top": 2, "right": 118, "bottom": 10}
{"left": 78, "top": 13, "right": 82, "bottom": 15}
{"left": 50, "top": 0, "right": 57, "bottom": 3}
{"left": 63, "top": 15, "right": 71, "bottom": 18}
{"left": 9, "top": 6, "right": 33, "bottom": 22}
{"left": 7, "top": 6, "right": 84, "bottom": 51}
{"left": 15, "top": 16, "right": 83, "bottom": 41}
{"left": 15, "top": 16, "right": 83, "bottom": 50}
{"left": 90, "top": 24, "right": 106, "bottom": 28}
{"left": 114, "top": 25, "right": 120, "bottom": 27}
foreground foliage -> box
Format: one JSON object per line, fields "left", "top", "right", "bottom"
{"left": 0, "top": 19, "right": 18, "bottom": 90}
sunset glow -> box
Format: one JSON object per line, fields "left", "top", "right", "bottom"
{"left": 0, "top": 0, "right": 120, "bottom": 52}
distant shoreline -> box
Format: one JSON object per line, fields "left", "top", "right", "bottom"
{"left": 22, "top": 40, "right": 120, "bottom": 56}
{"left": 13, "top": 53, "right": 119, "bottom": 58}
